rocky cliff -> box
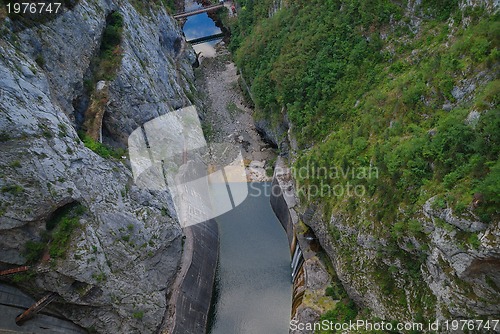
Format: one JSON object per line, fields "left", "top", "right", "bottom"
{"left": 299, "top": 198, "right": 500, "bottom": 323}
{"left": 0, "top": 0, "right": 197, "bottom": 332}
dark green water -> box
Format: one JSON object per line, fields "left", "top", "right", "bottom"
{"left": 209, "top": 182, "right": 292, "bottom": 334}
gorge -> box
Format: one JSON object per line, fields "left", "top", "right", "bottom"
{"left": 0, "top": 0, "right": 499, "bottom": 333}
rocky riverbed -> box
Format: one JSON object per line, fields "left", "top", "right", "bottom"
{"left": 194, "top": 44, "right": 277, "bottom": 182}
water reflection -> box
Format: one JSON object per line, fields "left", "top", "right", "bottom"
{"left": 182, "top": 1, "right": 222, "bottom": 58}
{"left": 209, "top": 183, "right": 292, "bottom": 334}
{"left": 184, "top": 12, "right": 221, "bottom": 40}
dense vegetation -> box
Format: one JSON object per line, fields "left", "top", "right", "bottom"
{"left": 92, "top": 11, "right": 124, "bottom": 83}
{"left": 78, "top": 131, "right": 126, "bottom": 159}
{"left": 231, "top": 0, "right": 498, "bottom": 224}
{"left": 229, "top": 0, "right": 499, "bottom": 325}
{"left": 24, "top": 204, "right": 86, "bottom": 264}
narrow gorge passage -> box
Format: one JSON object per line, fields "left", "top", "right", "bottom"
{"left": 185, "top": 7, "right": 293, "bottom": 332}
{"left": 197, "top": 46, "right": 293, "bottom": 334}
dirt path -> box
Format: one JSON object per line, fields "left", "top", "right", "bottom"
{"left": 195, "top": 44, "right": 276, "bottom": 181}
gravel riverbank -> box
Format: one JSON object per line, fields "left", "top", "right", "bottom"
{"left": 195, "top": 44, "right": 277, "bottom": 182}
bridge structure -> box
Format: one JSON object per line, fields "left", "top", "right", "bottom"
{"left": 173, "top": 3, "right": 224, "bottom": 19}
{"left": 188, "top": 32, "right": 225, "bottom": 45}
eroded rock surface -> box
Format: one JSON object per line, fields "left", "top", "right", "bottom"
{"left": 0, "top": 0, "right": 197, "bottom": 332}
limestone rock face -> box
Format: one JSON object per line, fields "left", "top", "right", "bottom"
{"left": 254, "top": 111, "right": 288, "bottom": 152}
{"left": 0, "top": 0, "right": 196, "bottom": 332}
{"left": 300, "top": 198, "right": 500, "bottom": 324}
{"left": 104, "top": 1, "right": 196, "bottom": 144}
{"left": 422, "top": 197, "right": 500, "bottom": 318}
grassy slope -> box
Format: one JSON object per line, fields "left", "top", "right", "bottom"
{"left": 232, "top": 0, "right": 498, "bottom": 236}
{"left": 229, "top": 0, "right": 499, "bottom": 325}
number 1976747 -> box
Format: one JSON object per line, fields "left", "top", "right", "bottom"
{"left": 6, "top": 2, "right": 62, "bottom": 14}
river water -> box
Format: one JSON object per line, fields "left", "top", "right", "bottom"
{"left": 183, "top": 0, "right": 223, "bottom": 58}
{"left": 209, "top": 183, "right": 292, "bottom": 334}
{"left": 181, "top": 2, "right": 292, "bottom": 332}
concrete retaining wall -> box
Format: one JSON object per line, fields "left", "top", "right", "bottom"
{"left": 270, "top": 177, "right": 294, "bottom": 246}
{"left": 172, "top": 220, "right": 219, "bottom": 334}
